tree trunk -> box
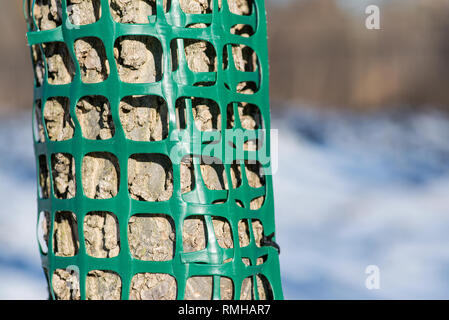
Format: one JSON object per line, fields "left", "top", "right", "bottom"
{"left": 30, "top": 0, "right": 270, "bottom": 300}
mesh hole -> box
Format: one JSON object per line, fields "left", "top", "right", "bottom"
{"left": 245, "top": 160, "right": 265, "bottom": 188}
{"left": 183, "top": 39, "right": 217, "bottom": 72}
{"left": 250, "top": 196, "right": 265, "bottom": 210}
{"left": 119, "top": 95, "right": 169, "bottom": 141}
{"left": 183, "top": 215, "right": 206, "bottom": 253}
{"left": 230, "top": 44, "right": 258, "bottom": 72}
{"left": 238, "top": 219, "right": 250, "bottom": 247}
{"left": 222, "top": 45, "right": 229, "bottom": 70}
{"left": 200, "top": 156, "right": 228, "bottom": 191}
{"left": 257, "top": 254, "right": 268, "bottom": 266}
{"left": 227, "top": 0, "right": 252, "bottom": 16}
{"left": 74, "top": 37, "right": 109, "bottom": 83}
{"left": 86, "top": 270, "right": 121, "bottom": 300}
{"left": 84, "top": 212, "right": 120, "bottom": 258}
{"left": 114, "top": 36, "right": 163, "bottom": 83}
{"left": 192, "top": 98, "right": 221, "bottom": 131}
{"left": 185, "top": 276, "right": 212, "bottom": 300}
{"left": 42, "top": 42, "right": 76, "bottom": 85}
{"left": 130, "top": 273, "right": 177, "bottom": 300}
{"left": 52, "top": 268, "right": 80, "bottom": 300}
{"left": 128, "top": 154, "right": 173, "bottom": 201}
{"left": 38, "top": 155, "right": 50, "bottom": 199}
{"left": 170, "top": 39, "right": 179, "bottom": 72}
{"left": 230, "top": 160, "right": 242, "bottom": 188}
{"left": 176, "top": 97, "right": 222, "bottom": 131}
{"left": 184, "top": 276, "right": 233, "bottom": 300}
{"left": 193, "top": 81, "right": 215, "bottom": 87}
{"left": 181, "top": 155, "right": 195, "bottom": 194}
{"left": 244, "top": 139, "right": 262, "bottom": 151}
{"left": 236, "top": 81, "right": 258, "bottom": 94}
{"left": 67, "top": 0, "right": 101, "bottom": 25}
{"left": 240, "top": 274, "right": 272, "bottom": 300}
{"left": 242, "top": 256, "right": 267, "bottom": 267}
{"left": 238, "top": 102, "right": 263, "bottom": 130}
{"left": 51, "top": 153, "right": 76, "bottom": 199}
{"left": 76, "top": 96, "right": 115, "bottom": 140}
{"left": 128, "top": 214, "right": 175, "bottom": 261}
{"left": 242, "top": 257, "right": 251, "bottom": 266}
{"left": 43, "top": 97, "right": 74, "bottom": 141}
{"left": 185, "top": 22, "right": 211, "bottom": 29}
{"left": 235, "top": 199, "right": 244, "bottom": 208}
{"left": 110, "top": 0, "right": 156, "bottom": 24}
{"left": 240, "top": 276, "right": 253, "bottom": 300}
{"left": 212, "top": 217, "right": 233, "bottom": 249}
{"left": 164, "top": 0, "right": 172, "bottom": 12}
{"left": 82, "top": 152, "right": 120, "bottom": 199}
{"left": 170, "top": 38, "right": 217, "bottom": 76}
{"left": 246, "top": 160, "right": 266, "bottom": 209}
{"left": 226, "top": 103, "right": 234, "bottom": 129}
{"left": 256, "top": 274, "right": 273, "bottom": 300}
{"left": 31, "top": 45, "right": 45, "bottom": 87}
{"left": 252, "top": 219, "right": 263, "bottom": 247}
{"left": 34, "top": 100, "right": 45, "bottom": 143}
{"left": 231, "top": 24, "right": 255, "bottom": 37}
{"left": 33, "top": 0, "right": 62, "bottom": 31}
{"left": 175, "top": 97, "right": 188, "bottom": 129}
{"left": 53, "top": 211, "right": 79, "bottom": 257}
{"left": 237, "top": 220, "right": 265, "bottom": 250}
{"left": 220, "top": 276, "right": 234, "bottom": 300}
{"left": 37, "top": 211, "right": 51, "bottom": 254}
{"left": 179, "top": 0, "right": 214, "bottom": 14}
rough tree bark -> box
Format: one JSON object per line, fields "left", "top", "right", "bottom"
{"left": 32, "top": 0, "right": 269, "bottom": 300}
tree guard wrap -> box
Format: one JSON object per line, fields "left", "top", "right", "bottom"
{"left": 25, "top": 0, "right": 283, "bottom": 300}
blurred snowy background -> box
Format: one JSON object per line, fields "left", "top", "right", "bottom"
{"left": 3, "top": 106, "right": 449, "bottom": 299}
{"left": 2, "top": 0, "right": 449, "bottom": 299}
{"left": 276, "top": 106, "right": 449, "bottom": 299}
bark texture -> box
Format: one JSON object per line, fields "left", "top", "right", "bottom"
{"left": 33, "top": 0, "right": 269, "bottom": 300}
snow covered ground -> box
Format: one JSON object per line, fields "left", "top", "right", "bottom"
{"left": 1, "top": 105, "right": 449, "bottom": 299}
{"left": 0, "top": 115, "right": 47, "bottom": 299}
{"left": 275, "top": 106, "right": 449, "bottom": 299}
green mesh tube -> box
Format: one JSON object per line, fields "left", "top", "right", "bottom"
{"left": 25, "top": 0, "right": 283, "bottom": 300}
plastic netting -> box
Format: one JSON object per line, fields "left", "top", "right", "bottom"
{"left": 25, "top": 0, "right": 283, "bottom": 300}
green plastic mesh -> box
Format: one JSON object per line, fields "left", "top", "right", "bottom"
{"left": 25, "top": 0, "right": 283, "bottom": 300}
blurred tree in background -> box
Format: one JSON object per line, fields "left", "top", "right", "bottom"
{"left": 267, "top": 0, "right": 449, "bottom": 111}
{"left": 3, "top": 0, "right": 449, "bottom": 115}
{"left": 0, "top": 1, "right": 32, "bottom": 116}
